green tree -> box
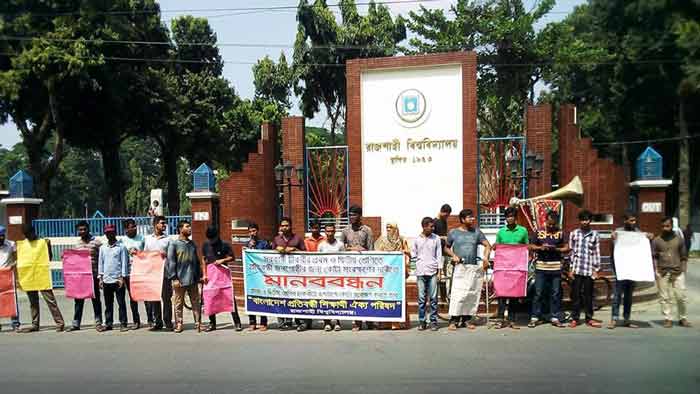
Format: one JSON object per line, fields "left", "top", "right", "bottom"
{"left": 407, "top": 0, "right": 555, "bottom": 136}
{"left": 541, "top": 0, "right": 700, "bottom": 226}
{"left": 0, "top": 0, "right": 106, "bottom": 200}
{"left": 148, "top": 16, "right": 258, "bottom": 214}
{"left": 293, "top": 0, "right": 406, "bottom": 143}
{"left": 0, "top": 142, "right": 27, "bottom": 190}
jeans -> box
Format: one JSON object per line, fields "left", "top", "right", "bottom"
{"left": 249, "top": 315, "right": 268, "bottom": 326}
{"left": 103, "top": 282, "right": 127, "bottom": 327}
{"left": 571, "top": 274, "right": 594, "bottom": 322}
{"left": 72, "top": 275, "right": 102, "bottom": 328}
{"left": 532, "top": 270, "right": 561, "bottom": 321}
{"left": 147, "top": 277, "right": 173, "bottom": 328}
{"left": 611, "top": 279, "right": 635, "bottom": 321}
{"left": 497, "top": 299, "right": 516, "bottom": 321}
{"left": 4, "top": 288, "right": 20, "bottom": 329}
{"left": 417, "top": 274, "right": 438, "bottom": 323}
{"left": 27, "top": 290, "right": 64, "bottom": 328}
{"left": 124, "top": 277, "right": 141, "bottom": 324}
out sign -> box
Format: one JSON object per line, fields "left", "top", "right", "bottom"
{"left": 193, "top": 211, "right": 210, "bottom": 221}
{"left": 641, "top": 202, "right": 662, "bottom": 213}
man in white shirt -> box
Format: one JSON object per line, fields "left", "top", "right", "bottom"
{"left": 143, "top": 216, "right": 173, "bottom": 331}
{"left": 318, "top": 224, "right": 345, "bottom": 253}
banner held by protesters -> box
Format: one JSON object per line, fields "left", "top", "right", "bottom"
{"left": 62, "top": 249, "right": 95, "bottom": 299}
{"left": 129, "top": 251, "right": 165, "bottom": 302}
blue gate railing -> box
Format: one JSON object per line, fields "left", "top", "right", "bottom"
{"left": 33, "top": 216, "right": 191, "bottom": 237}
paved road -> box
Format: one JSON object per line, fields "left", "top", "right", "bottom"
{"left": 1, "top": 262, "right": 699, "bottom": 394}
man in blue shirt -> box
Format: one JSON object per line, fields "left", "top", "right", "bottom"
{"left": 98, "top": 224, "right": 129, "bottom": 332}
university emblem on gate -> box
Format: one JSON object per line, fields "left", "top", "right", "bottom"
{"left": 394, "top": 89, "right": 429, "bottom": 128}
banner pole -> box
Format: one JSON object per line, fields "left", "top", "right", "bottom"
{"left": 485, "top": 271, "right": 490, "bottom": 329}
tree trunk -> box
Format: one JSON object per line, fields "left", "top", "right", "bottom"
{"left": 100, "top": 142, "right": 126, "bottom": 216}
{"left": 163, "top": 146, "right": 180, "bottom": 215}
{"left": 678, "top": 97, "right": 690, "bottom": 228}
{"left": 14, "top": 109, "right": 63, "bottom": 206}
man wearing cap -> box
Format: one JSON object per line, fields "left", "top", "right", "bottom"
{"left": 0, "top": 226, "right": 20, "bottom": 331}
{"left": 98, "top": 225, "right": 130, "bottom": 332}
{"left": 67, "top": 220, "right": 103, "bottom": 332}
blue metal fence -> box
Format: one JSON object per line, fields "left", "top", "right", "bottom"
{"left": 33, "top": 215, "right": 191, "bottom": 237}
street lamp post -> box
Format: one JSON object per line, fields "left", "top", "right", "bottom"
{"left": 508, "top": 149, "right": 544, "bottom": 196}
{"left": 275, "top": 161, "right": 305, "bottom": 220}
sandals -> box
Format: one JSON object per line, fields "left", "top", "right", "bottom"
{"left": 622, "top": 321, "right": 639, "bottom": 329}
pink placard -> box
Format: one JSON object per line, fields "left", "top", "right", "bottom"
{"left": 0, "top": 268, "right": 18, "bottom": 318}
{"left": 493, "top": 244, "right": 529, "bottom": 298}
{"left": 62, "top": 249, "right": 95, "bottom": 300}
{"left": 494, "top": 244, "right": 529, "bottom": 272}
{"left": 203, "top": 264, "right": 233, "bottom": 316}
{"left": 493, "top": 270, "right": 528, "bottom": 298}
{"left": 129, "top": 251, "right": 165, "bottom": 302}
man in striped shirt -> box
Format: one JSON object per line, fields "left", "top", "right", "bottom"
{"left": 568, "top": 210, "right": 602, "bottom": 328}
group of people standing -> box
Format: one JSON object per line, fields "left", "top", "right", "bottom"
{"left": 0, "top": 202, "right": 692, "bottom": 333}
{"left": 412, "top": 204, "right": 691, "bottom": 331}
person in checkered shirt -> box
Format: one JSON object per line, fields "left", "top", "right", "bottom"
{"left": 568, "top": 209, "right": 602, "bottom": 328}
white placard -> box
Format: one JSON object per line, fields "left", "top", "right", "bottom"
{"left": 9, "top": 216, "right": 22, "bottom": 225}
{"left": 361, "top": 65, "right": 463, "bottom": 235}
{"left": 641, "top": 202, "right": 662, "bottom": 213}
{"left": 613, "top": 231, "right": 655, "bottom": 282}
{"left": 193, "top": 211, "right": 210, "bottom": 221}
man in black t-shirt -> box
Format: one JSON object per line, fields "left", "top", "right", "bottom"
{"left": 202, "top": 226, "right": 242, "bottom": 332}
{"left": 529, "top": 211, "right": 569, "bottom": 328}
{"left": 433, "top": 204, "right": 452, "bottom": 245}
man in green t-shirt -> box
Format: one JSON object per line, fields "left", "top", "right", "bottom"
{"left": 494, "top": 207, "right": 529, "bottom": 329}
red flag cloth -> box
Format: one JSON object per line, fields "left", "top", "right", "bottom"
{"left": 129, "top": 251, "right": 165, "bottom": 302}
{"left": 203, "top": 264, "right": 234, "bottom": 316}
{"left": 0, "top": 268, "right": 18, "bottom": 318}
{"left": 493, "top": 244, "right": 529, "bottom": 298}
{"left": 62, "top": 249, "right": 95, "bottom": 299}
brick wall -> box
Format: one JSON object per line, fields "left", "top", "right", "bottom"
{"left": 525, "top": 104, "right": 552, "bottom": 198}
{"left": 558, "top": 104, "right": 629, "bottom": 233}
{"left": 218, "top": 123, "right": 279, "bottom": 249}
{"left": 346, "top": 51, "right": 479, "bottom": 213}
{"left": 281, "top": 117, "right": 306, "bottom": 237}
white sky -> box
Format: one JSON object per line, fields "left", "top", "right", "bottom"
{"left": 0, "top": 0, "right": 585, "bottom": 149}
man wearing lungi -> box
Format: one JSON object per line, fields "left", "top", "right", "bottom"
{"left": 443, "top": 209, "right": 491, "bottom": 330}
